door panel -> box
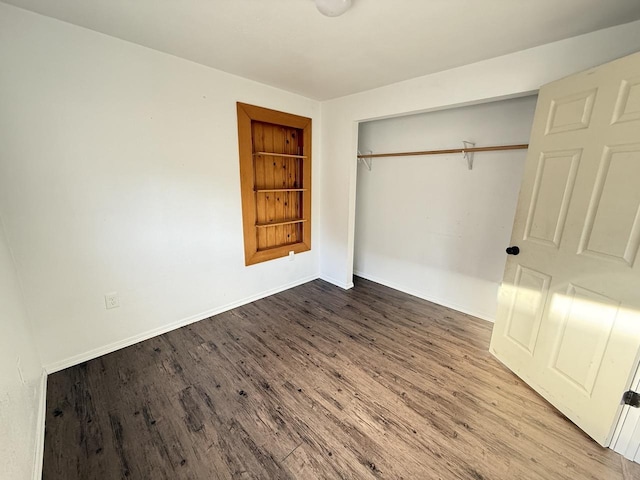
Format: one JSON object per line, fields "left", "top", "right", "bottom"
{"left": 524, "top": 150, "right": 581, "bottom": 247}
{"left": 544, "top": 88, "right": 597, "bottom": 134}
{"left": 611, "top": 76, "right": 640, "bottom": 124}
{"left": 504, "top": 265, "right": 549, "bottom": 354}
{"left": 549, "top": 284, "right": 620, "bottom": 395}
{"left": 491, "top": 51, "right": 640, "bottom": 446}
{"left": 578, "top": 144, "right": 640, "bottom": 265}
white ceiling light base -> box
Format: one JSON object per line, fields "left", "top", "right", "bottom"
{"left": 314, "top": 0, "right": 352, "bottom": 17}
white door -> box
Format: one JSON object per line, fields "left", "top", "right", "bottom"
{"left": 490, "top": 51, "right": 640, "bottom": 446}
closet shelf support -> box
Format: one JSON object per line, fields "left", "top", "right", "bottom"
{"left": 463, "top": 141, "right": 475, "bottom": 170}
{"left": 358, "top": 150, "right": 373, "bottom": 171}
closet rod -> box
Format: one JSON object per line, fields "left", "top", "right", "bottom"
{"left": 357, "top": 143, "right": 528, "bottom": 159}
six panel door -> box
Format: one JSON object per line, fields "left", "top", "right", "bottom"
{"left": 490, "top": 51, "right": 640, "bottom": 446}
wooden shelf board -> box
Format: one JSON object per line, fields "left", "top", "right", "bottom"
{"left": 254, "top": 151, "right": 307, "bottom": 159}
{"left": 255, "top": 188, "right": 308, "bottom": 193}
{"left": 256, "top": 219, "right": 307, "bottom": 228}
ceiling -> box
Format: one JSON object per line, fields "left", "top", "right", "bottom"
{"left": 4, "top": 0, "right": 640, "bottom": 100}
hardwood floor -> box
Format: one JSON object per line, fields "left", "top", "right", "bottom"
{"left": 42, "top": 278, "right": 640, "bottom": 479}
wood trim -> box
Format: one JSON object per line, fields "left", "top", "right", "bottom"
{"left": 247, "top": 241, "right": 310, "bottom": 265}
{"left": 302, "top": 122, "right": 312, "bottom": 253}
{"left": 237, "top": 104, "right": 258, "bottom": 264}
{"left": 238, "top": 102, "right": 311, "bottom": 129}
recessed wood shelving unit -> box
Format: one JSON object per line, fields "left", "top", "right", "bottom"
{"left": 237, "top": 103, "right": 312, "bottom": 266}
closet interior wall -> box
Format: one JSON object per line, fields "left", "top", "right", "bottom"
{"left": 355, "top": 96, "right": 537, "bottom": 321}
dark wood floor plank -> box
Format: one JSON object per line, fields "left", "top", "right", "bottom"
{"left": 43, "top": 277, "right": 638, "bottom": 479}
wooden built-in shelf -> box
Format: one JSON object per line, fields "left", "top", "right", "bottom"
{"left": 237, "top": 102, "right": 312, "bottom": 265}
{"left": 253, "top": 152, "right": 307, "bottom": 159}
{"left": 255, "top": 219, "right": 307, "bottom": 228}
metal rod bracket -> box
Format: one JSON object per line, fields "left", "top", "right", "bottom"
{"left": 358, "top": 150, "right": 373, "bottom": 171}
{"left": 462, "top": 141, "right": 475, "bottom": 170}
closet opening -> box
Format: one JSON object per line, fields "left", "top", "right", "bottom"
{"left": 353, "top": 95, "right": 538, "bottom": 321}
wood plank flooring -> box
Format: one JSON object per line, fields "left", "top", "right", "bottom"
{"left": 42, "top": 278, "right": 640, "bottom": 479}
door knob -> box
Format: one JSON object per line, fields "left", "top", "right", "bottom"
{"left": 506, "top": 246, "right": 520, "bottom": 255}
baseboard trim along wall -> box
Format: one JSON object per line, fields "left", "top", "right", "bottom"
{"left": 353, "top": 271, "right": 495, "bottom": 323}
{"left": 33, "top": 369, "right": 47, "bottom": 480}
{"left": 44, "top": 274, "right": 320, "bottom": 374}
{"left": 319, "top": 274, "right": 354, "bottom": 290}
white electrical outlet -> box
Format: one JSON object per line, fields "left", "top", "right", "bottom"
{"left": 104, "top": 292, "right": 120, "bottom": 309}
{"left": 289, "top": 250, "right": 295, "bottom": 261}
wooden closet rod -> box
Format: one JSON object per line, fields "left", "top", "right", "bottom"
{"left": 357, "top": 143, "right": 528, "bottom": 159}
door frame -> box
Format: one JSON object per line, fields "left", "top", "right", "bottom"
{"left": 611, "top": 357, "right": 640, "bottom": 458}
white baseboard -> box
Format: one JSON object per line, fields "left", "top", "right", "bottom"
{"left": 319, "top": 274, "right": 354, "bottom": 290}
{"left": 33, "top": 369, "right": 47, "bottom": 480}
{"left": 44, "top": 275, "right": 319, "bottom": 374}
{"left": 353, "top": 271, "right": 495, "bottom": 323}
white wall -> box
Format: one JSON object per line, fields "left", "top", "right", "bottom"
{"left": 0, "top": 3, "right": 321, "bottom": 371}
{"left": 319, "top": 20, "right": 640, "bottom": 290}
{"left": 0, "top": 215, "right": 45, "bottom": 480}
{"left": 355, "top": 97, "right": 537, "bottom": 320}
